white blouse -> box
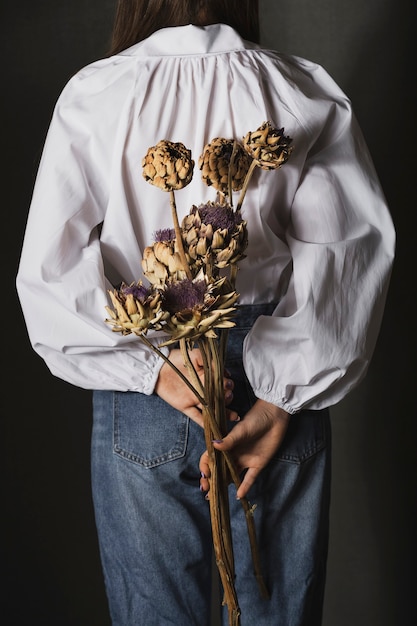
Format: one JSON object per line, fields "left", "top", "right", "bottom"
{"left": 16, "top": 24, "right": 395, "bottom": 414}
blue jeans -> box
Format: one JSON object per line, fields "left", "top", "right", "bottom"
{"left": 91, "top": 304, "right": 331, "bottom": 625}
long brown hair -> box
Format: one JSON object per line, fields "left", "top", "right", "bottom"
{"left": 108, "top": 0, "right": 260, "bottom": 55}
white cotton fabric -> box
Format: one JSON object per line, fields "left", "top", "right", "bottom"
{"left": 16, "top": 24, "right": 395, "bottom": 412}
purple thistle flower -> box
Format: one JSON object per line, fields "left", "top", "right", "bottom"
{"left": 194, "top": 203, "right": 243, "bottom": 234}
{"left": 122, "top": 283, "right": 150, "bottom": 302}
{"left": 163, "top": 279, "right": 207, "bottom": 313}
{"left": 153, "top": 228, "right": 176, "bottom": 242}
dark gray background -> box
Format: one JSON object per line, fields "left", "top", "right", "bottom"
{"left": 2, "top": 1, "right": 415, "bottom": 624}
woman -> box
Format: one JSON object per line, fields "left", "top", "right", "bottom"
{"left": 16, "top": 1, "right": 395, "bottom": 624}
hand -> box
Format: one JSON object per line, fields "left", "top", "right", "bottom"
{"left": 199, "top": 398, "right": 290, "bottom": 499}
{"left": 155, "top": 348, "right": 238, "bottom": 428}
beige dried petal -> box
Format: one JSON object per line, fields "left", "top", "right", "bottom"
{"left": 153, "top": 260, "right": 168, "bottom": 280}
{"left": 125, "top": 293, "right": 138, "bottom": 315}
{"left": 212, "top": 230, "right": 225, "bottom": 249}
{"left": 143, "top": 163, "right": 156, "bottom": 178}
{"left": 109, "top": 291, "right": 130, "bottom": 323}
{"left": 200, "top": 223, "right": 213, "bottom": 240}
{"left": 185, "top": 226, "right": 199, "bottom": 245}
{"left": 187, "top": 242, "right": 198, "bottom": 260}
{"left": 196, "top": 237, "right": 208, "bottom": 256}
{"left": 168, "top": 252, "right": 184, "bottom": 273}
{"left": 154, "top": 241, "right": 174, "bottom": 266}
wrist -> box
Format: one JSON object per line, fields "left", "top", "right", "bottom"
{"left": 256, "top": 398, "right": 290, "bottom": 422}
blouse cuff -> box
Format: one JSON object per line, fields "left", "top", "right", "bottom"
{"left": 252, "top": 386, "right": 299, "bottom": 416}
{"left": 139, "top": 340, "right": 169, "bottom": 395}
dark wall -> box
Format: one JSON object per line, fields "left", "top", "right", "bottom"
{"left": 3, "top": 3, "right": 115, "bottom": 624}
{"left": 3, "top": 1, "right": 415, "bottom": 624}
{"left": 261, "top": 3, "right": 416, "bottom": 626}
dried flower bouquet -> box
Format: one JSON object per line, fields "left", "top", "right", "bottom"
{"left": 105, "top": 121, "right": 293, "bottom": 625}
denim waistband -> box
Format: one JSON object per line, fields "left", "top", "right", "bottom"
{"left": 231, "top": 302, "right": 277, "bottom": 329}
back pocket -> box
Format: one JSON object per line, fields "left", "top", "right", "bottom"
{"left": 275, "top": 408, "right": 329, "bottom": 464}
{"left": 113, "top": 391, "right": 189, "bottom": 468}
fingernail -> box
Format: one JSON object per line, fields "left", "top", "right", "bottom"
{"left": 226, "top": 380, "right": 234, "bottom": 389}
{"left": 225, "top": 391, "right": 233, "bottom": 401}
{"left": 201, "top": 471, "right": 206, "bottom": 478}
{"left": 212, "top": 439, "right": 223, "bottom": 444}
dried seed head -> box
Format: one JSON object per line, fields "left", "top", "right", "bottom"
{"left": 142, "top": 140, "right": 194, "bottom": 191}
{"left": 243, "top": 121, "right": 293, "bottom": 170}
{"left": 163, "top": 279, "right": 207, "bottom": 314}
{"left": 142, "top": 241, "right": 187, "bottom": 285}
{"left": 199, "top": 138, "right": 251, "bottom": 194}
{"left": 181, "top": 202, "right": 248, "bottom": 271}
{"left": 105, "top": 282, "right": 168, "bottom": 336}
{"left": 158, "top": 276, "right": 239, "bottom": 345}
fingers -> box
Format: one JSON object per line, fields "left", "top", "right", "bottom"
{"left": 199, "top": 401, "right": 290, "bottom": 501}
{"left": 227, "top": 408, "right": 240, "bottom": 422}
{"left": 202, "top": 439, "right": 257, "bottom": 500}
{"left": 224, "top": 377, "right": 234, "bottom": 405}
{"left": 236, "top": 468, "right": 258, "bottom": 500}
{"left": 199, "top": 450, "right": 210, "bottom": 493}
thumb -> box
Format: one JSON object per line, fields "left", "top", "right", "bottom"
{"left": 212, "top": 429, "right": 240, "bottom": 451}
{"left": 212, "top": 417, "right": 250, "bottom": 450}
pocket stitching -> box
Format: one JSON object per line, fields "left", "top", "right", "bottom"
{"left": 113, "top": 392, "right": 189, "bottom": 468}
{"left": 276, "top": 438, "right": 326, "bottom": 465}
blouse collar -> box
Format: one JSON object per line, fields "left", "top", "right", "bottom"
{"left": 121, "top": 23, "right": 258, "bottom": 57}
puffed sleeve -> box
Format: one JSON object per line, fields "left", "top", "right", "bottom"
{"left": 243, "top": 89, "right": 395, "bottom": 413}
{"left": 16, "top": 64, "right": 167, "bottom": 393}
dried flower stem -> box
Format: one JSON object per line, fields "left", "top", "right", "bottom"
{"left": 178, "top": 336, "right": 239, "bottom": 621}
{"left": 236, "top": 160, "right": 257, "bottom": 212}
{"left": 201, "top": 338, "right": 240, "bottom": 624}
{"left": 205, "top": 428, "right": 240, "bottom": 626}
{"left": 228, "top": 140, "right": 239, "bottom": 207}
{"left": 202, "top": 335, "right": 270, "bottom": 616}
{"left": 170, "top": 190, "right": 192, "bottom": 280}
{"left": 208, "top": 333, "right": 270, "bottom": 601}
{"left": 178, "top": 338, "right": 205, "bottom": 400}
{"left": 229, "top": 265, "right": 239, "bottom": 293}
{"left": 138, "top": 326, "right": 269, "bottom": 607}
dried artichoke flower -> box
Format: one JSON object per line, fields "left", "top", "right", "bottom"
{"left": 199, "top": 137, "right": 251, "bottom": 196}
{"left": 182, "top": 201, "right": 248, "bottom": 272}
{"left": 243, "top": 121, "right": 293, "bottom": 170}
{"left": 235, "top": 121, "right": 294, "bottom": 212}
{"left": 142, "top": 140, "right": 194, "bottom": 191}
{"left": 105, "top": 282, "right": 168, "bottom": 336}
{"left": 142, "top": 142, "right": 194, "bottom": 280}
{"left": 158, "top": 275, "right": 239, "bottom": 346}
{"left": 141, "top": 229, "right": 188, "bottom": 285}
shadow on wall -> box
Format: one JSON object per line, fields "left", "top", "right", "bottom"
{"left": 329, "top": 3, "right": 415, "bottom": 626}
{"left": 262, "top": 2, "right": 415, "bottom": 625}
